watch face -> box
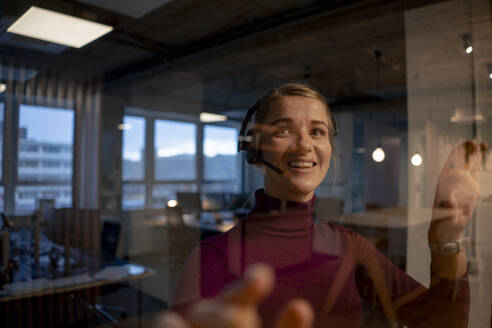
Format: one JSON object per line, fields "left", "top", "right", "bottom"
{"left": 442, "top": 244, "right": 459, "bottom": 254}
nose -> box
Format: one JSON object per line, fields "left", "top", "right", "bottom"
{"left": 294, "top": 130, "right": 314, "bottom": 153}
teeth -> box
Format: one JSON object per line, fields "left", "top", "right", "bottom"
{"left": 289, "top": 161, "right": 314, "bottom": 168}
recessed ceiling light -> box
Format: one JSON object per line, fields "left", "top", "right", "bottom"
{"left": 118, "top": 123, "right": 132, "bottom": 130}
{"left": 200, "top": 112, "right": 227, "bottom": 123}
{"left": 7, "top": 6, "right": 113, "bottom": 48}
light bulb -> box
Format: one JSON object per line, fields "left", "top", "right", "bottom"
{"left": 372, "top": 147, "right": 385, "bottom": 162}
{"left": 489, "top": 72, "right": 492, "bottom": 79}
{"left": 411, "top": 153, "right": 423, "bottom": 167}
{"left": 465, "top": 45, "right": 473, "bottom": 54}
{"left": 167, "top": 199, "right": 178, "bottom": 208}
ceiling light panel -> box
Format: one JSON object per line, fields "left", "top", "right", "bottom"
{"left": 200, "top": 113, "right": 227, "bottom": 123}
{"left": 7, "top": 6, "right": 113, "bottom": 48}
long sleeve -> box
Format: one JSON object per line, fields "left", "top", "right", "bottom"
{"left": 171, "top": 241, "right": 236, "bottom": 315}
{"left": 350, "top": 229, "right": 469, "bottom": 327}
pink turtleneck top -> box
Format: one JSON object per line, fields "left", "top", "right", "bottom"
{"left": 172, "top": 189, "right": 469, "bottom": 328}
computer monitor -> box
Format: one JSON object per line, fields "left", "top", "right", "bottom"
{"left": 201, "top": 192, "right": 225, "bottom": 212}
{"left": 224, "top": 193, "right": 251, "bottom": 211}
{"left": 177, "top": 192, "right": 202, "bottom": 216}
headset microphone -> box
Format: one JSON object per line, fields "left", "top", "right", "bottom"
{"left": 258, "top": 158, "right": 284, "bottom": 174}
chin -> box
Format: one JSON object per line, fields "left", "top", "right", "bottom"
{"left": 288, "top": 182, "right": 318, "bottom": 198}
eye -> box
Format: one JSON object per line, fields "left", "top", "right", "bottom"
{"left": 311, "top": 128, "right": 327, "bottom": 137}
{"left": 275, "top": 127, "right": 292, "bottom": 137}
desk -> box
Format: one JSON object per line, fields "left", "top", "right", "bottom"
{"left": 0, "top": 263, "right": 155, "bottom": 303}
{"left": 143, "top": 213, "right": 236, "bottom": 235}
{"left": 0, "top": 229, "right": 156, "bottom": 328}
{"left": 1, "top": 261, "right": 155, "bottom": 328}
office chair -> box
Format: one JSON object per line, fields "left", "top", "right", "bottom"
{"left": 90, "top": 218, "right": 127, "bottom": 326}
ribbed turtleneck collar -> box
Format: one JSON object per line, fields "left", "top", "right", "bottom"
{"left": 244, "top": 189, "right": 315, "bottom": 237}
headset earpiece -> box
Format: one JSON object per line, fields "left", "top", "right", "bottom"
{"left": 244, "top": 129, "right": 262, "bottom": 165}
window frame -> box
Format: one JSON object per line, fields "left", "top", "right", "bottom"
{"left": 2, "top": 97, "right": 76, "bottom": 215}
{"left": 122, "top": 107, "right": 243, "bottom": 210}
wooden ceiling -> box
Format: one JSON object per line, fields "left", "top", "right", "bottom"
{"left": 1, "top": 0, "right": 491, "bottom": 116}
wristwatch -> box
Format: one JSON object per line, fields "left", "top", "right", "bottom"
{"left": 429, "top": 237, "right": 471, "bottom": 255}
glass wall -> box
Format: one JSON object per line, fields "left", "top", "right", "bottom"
{"left": 1, "top": 0, "right": 491, "bottom": 327}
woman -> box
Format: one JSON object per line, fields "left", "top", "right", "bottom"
{"left": 165, "top": 83, "right": 479, "bottom": 328}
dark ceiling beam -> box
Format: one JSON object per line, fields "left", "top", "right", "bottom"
{"left": 103, "top": 0, "right": 450, "bottom": 89}
{"left": 103, "top": 0, "right": 363, "bottom": 89}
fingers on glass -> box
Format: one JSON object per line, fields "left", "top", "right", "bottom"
{"left": 274, "top": 299, "right": 314, "bottom": 328}
{"left": 222, "top": 263, "right": 275, "bottom": 306}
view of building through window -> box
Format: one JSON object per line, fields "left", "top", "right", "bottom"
{"left": 15, "top": 105, "right": 74, "bottom": 212}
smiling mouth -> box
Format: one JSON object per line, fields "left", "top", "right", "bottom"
{"left": 287, "top": 161, "right": 317, "bottom": 168}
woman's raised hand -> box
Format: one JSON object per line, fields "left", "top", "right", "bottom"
{"left": 155, "top": 264, "right": 314, "bottom": 328}
{"left": 429, "top": 140, "right": 484, "bottom": 244}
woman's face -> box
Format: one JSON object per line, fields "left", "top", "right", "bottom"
{"left": 258, "top": 96, "right": 333, "bottom": 202}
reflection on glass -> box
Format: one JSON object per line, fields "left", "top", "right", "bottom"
{"left": 154, "top": 120, "right": 196, "bottom": 180}
{"left": 152, "top": 183, "right": 197, "bottom": 208}
{"left": 122, "top": 115, "right": 146, "bottom": 181}
{"left": 122, "top": 184, "right": 145, "bottom": 209}
{"left": 204, "top": 125, "right": 238, "bottom": 181}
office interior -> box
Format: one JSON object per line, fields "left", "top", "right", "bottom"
{"left": 0, "top": 0, "right": 491, "bottom": 327}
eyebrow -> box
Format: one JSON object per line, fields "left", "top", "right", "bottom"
{"left": 270, "top": 117, "right": 330, "bottom": 129}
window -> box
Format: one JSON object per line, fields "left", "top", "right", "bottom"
{"left": 203, "top": 125, "right": 240, "bottom": 193}
{"left": 154, "top": 120, "right": 196, "bottom": 181}
{"left": 121, "top": 116, "right": 146, "bottom": 209}
{"left": 122, "top": 111, "right": 241, "bottom": 210}
{"left": 16, "top": 105, "right": 74, "bottom": 212}
{"left": 122, "top": 116, "right": 145, "bottom": 181}
{"left": 20, "top": 144, "right": 39, "bottom": 152}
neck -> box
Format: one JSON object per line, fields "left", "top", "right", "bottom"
{"left": 263, "top": 185, "right": 314, "bottom": 203}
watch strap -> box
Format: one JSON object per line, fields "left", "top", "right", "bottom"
{"left": 429, "top": 237, "right": 471, "bottom": 255}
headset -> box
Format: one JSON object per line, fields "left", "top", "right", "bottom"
{"left": 237, "top": 99, "right": 338, "bottom": 175}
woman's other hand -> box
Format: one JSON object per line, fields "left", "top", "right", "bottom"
{"left": 155, "top": 263, "right": 314, "bottom": 328}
